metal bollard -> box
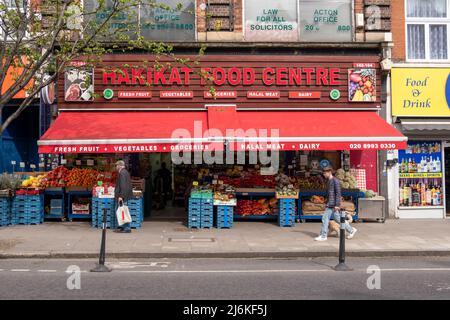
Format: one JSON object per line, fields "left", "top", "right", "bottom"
{"left": 91, "top": 207, "right": 112, "bottom": 272}
{"left": 334, "top": 209, "right": 353, "bottom": 271}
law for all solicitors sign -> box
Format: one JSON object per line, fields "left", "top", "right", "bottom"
{"left": 244, "top": 0, "right": 299, "bottom": 42}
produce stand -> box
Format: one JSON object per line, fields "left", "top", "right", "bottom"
{"left": 298, "top": 189, "right": 365, "bottom": 222}
{"left": 44, "top": 188, "right": 65, "bottom": 221}
{"left": 234, "top": 188, "right": 278, "bottom": 221}
{"left": 67, "top": 188, "right": 92, "bottom": 221}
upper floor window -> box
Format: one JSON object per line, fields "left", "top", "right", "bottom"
{"left": 406, "top": 0, "right": 450, "bottom": 61}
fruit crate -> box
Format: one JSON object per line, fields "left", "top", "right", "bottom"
{"left": 0, "top": 198, "right": 11, "bottom": 226}
{"left": 216, "top": 205, "right": 233, "bottom": 228}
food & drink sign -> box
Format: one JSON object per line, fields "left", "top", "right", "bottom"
{"left": 392, "top": 68, "right": 450, "bottom": 117}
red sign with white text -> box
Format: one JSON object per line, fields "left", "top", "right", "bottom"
{"left": 38, "top": 140, "right": 406, "bottom": 154}
{"left": 247, "top": 91, "right": 280, "bottom": 99}
{"left": 160, "top": 91, "right": 193, "bottom": 98}
{"left": 118, "top": 91, "right": 152, "bottom": 99}
{"left": 39, "top": 143, "right": 224, "bottom": 154}
{"left": 204, "top": 91, "right": 237, "bottom": 99}
{"left": 353, "top": 63, "right": 377, "bottom": 68}
{"left": 289, "top": 91, "right": 321, "bottom": 99}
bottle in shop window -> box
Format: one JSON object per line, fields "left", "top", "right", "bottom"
{"left": 436, "top": 157, "right": 441, "bottom": 172}
{"left": 426, "top": 183, "right": 432, "bottom": 206}
{"left": 427, "top": 156, "right": 433, "bottom": 173}
{"left": 399, "top": 181, "right": 404, "bottom": 205}
{"left": 436, "top": 186, "right": 442, "bottom": 206}
{"left": 431, "top": 185, "right": 437, "bottom": 206}
{"left": 421, "top": 182, "right": 426, "bottom": 206}
{"left": 412, "top": 184, "right": 420, "bottom": 206}
{"left": 421, "top": 157, "right": 428, "bottom": 173}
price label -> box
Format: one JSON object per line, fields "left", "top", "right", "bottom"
{"left": 193, "top": 181, "right": 199, "bottom": 186}
{"left": 60, "top": 159, "right": 67, "bottom": 165}
{"left": 288, "top": 165, "right": 293, "bottom": 169}
{"left": 11, "top": 161, "right": 16, "bottom": 165}
{"left": 218, "top": 180, "right": 224, "bottom": 185}
{"left": 212, "top": 180, "right": 218, "bottom": 185}
{"left": 214, "top": 175, "right": 219, "bottom": 179}
{"left": 20, "top": 162, "right": 25, "bottom": 168}
{"left": 30, "top": 164, "right": 36, "bottom": 169}
{"left": 39, "top": 163, "right": 45, "bottom": 168}
{"left": 87, "top": 160, "right": 94, "bottom": 166}
{"left": 76, "top": 160, "right": 82, "bottom": 165}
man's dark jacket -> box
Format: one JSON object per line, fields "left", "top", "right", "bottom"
{"left": 115, "top": 168, "right": 133, "bottom": 202}
{"left": 327, "top": 176, "right": 342, "bottom": 208}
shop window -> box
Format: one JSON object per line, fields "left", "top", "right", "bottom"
{"left": 398, "top": 141, "right": 444, "bottom": 208}
{"left": 406, "top": 0, "right": 450, "bottom": 61}
{"left": 83, "top": 0, "right": 196, "bottom": 41}
{"left": 206, "top": 0, "right": 234, "bottom": 32}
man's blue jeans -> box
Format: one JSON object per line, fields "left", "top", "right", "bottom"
{"left": 320, "top": 207, "right": 353, "bottom": 237}
{"left": 116, "top": 201, "right": 131, "bottom": 231}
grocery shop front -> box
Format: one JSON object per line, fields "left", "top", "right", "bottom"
{"left": 391, "top": 67, "right": 450, "bottom": 219}
{"left": 36, "top": 54, "right": 406, "bottom": 228}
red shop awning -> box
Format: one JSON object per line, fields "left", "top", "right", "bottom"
{"left": 38, "top": 110, "right": 407, "bottom": 154}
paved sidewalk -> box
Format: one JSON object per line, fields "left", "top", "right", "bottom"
{"left": 1, "top": 219, "right": 450, "bottom": 258}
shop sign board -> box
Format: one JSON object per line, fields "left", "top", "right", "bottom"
{"left": 392, "top": 68, "right": 450, "bottom": 117}
{"left": 58, "top": 55, "right": 381, "bottom": 110}
{"left": 244, "top": 0, "right": 299, "bottom": 41}
{"left": 298, "top": 0, "right": 352, "bottom": 42}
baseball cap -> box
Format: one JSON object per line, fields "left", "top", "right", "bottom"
{"left": 115, "top": 160, "right": 125, "bottom": 166}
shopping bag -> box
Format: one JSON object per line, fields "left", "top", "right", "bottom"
{"left": 116, "top": 203, "right": 132, "bottom": 226}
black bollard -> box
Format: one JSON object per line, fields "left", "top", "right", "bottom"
{"left": 334, "top": 209, "right": 353, "bottom": 271}
{"left": 91, "top": 207, "right": 112, "bottom": 272}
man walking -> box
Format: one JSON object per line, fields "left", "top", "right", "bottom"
{"left": 314, "top": 166, "right": 357, "bottom": 241}
{"left": 114, "top": 160, "right": 133, "bottom": 233}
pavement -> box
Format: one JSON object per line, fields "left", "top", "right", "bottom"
{"left": 1, "top": 219, "right": 450, "bottom": 258}
{"left": 0, "top": 257, "right": 450, "bottom": 299}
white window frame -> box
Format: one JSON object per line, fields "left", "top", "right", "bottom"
{"left": 405, "top": 0, "right": 450, "bottom": 62}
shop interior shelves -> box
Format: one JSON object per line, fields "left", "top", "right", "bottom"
{"left": 298, "top": 189, "right": 365, "bottom": 222}
{"left": 67, "top": 190, "right": 92, "bottom": 221}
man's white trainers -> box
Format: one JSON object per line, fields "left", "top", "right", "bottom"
{"left": 347, "top": 228, "right": 358, "bottom": 239}
{"left": 314, "top": 235, "right": 328, "bottom": 241}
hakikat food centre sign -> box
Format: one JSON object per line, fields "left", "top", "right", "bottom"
{"left": 58, "top": 55, "right": 380, "bottom": 110}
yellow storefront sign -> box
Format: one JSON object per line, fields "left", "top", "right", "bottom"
{"left": 392, "top": 68, "right": 450, "bottom": 117}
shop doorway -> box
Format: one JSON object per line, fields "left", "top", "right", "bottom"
{"left": 445, "top": 146, "right": 450, "bottom": 217}
{"left": 146, "top": 153, "right": 186, "bottom": 221}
